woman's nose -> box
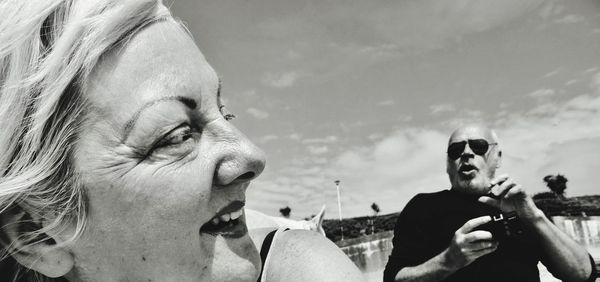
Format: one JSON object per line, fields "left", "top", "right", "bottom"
{"left": 205, "top": 120, "right": 266, "bottom": 186}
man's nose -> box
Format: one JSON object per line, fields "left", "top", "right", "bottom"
{"left": 204, "top": 120, "right": 266, "bottom": 186}
{"left": 460, "top": 143, "right": 475, "bottom": 160}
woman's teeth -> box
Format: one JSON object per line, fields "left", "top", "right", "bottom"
{"left": 199, "top": 201, "right": 248, "bottom": 238}
{"left": 209, "top": 208, "right": 243, "bottom": 226}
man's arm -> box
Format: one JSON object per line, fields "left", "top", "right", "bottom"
{"left": 480, "top": 174, "right": 593, "bottom": 282}
{"left": 392, "top": 216, "right": 498, "bottom": 282}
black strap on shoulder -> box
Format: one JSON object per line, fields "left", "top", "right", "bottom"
{"left": 587, "top": 254, "right": 598, "bottom": 282}
{"left": 258, "top": 229, "right": 278, "bottom": 282}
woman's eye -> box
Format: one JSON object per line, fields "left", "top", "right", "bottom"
{"left": 155, "top": 124, "right": 193, "bottom": 149}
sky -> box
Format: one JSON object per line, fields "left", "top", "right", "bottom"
{"left": 169, "top": 0, "right": 600, "bottom": 219}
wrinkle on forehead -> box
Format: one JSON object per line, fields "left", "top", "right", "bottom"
{"left": 448, "top": 124, "right": 498, "bottom": 145}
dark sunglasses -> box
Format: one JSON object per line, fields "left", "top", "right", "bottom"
{"left": 447, "top": 139, "right": 497, "bottom": 160}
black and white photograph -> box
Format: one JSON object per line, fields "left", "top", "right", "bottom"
{"left": 0, "top": 0, "right": 599, "bottom": 281}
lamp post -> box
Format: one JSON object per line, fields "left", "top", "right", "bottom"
{"left": 334, "top": 180, "right": 344, "bottom": 241}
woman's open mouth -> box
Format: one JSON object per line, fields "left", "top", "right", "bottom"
{"left": 199, "top": 200, "right": 248, "bottom": 239}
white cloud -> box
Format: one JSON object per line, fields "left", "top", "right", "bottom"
{"left": 259, "top": 135, "right": 278, "bottom": 143}
{"left": 250, "top": 85, "right": 600, "bottom": 218}
{"left": 307, "top": 145, "right": 329, "bottom": 155}
{"left": 286, "top": 50, "right": 301, "bottom": 60}
{"left": 430, "top": 103, "right": 456, "bottom": 114}
{"left": 302, "top": 135, "right": 338, "bottom": 144}
{"left": 246, "top": 107, "right": 270, "bottom": 119}
{"left": 377, "top": 100, "right": 395, "bottom": 106}
{"left": 590, "top": 71, "right": 600, "bottom": 92}
{"left": 565, "top": 79, "right": 578, "bottom": 86}
{"left": 527, "top": 88, "right": 555, "bottom": 98}
{"left": 288, "top": 133, "right": 302, "bottom": 141}
{"left": 255, "top": 0, "right": 547, "bottom": 60}
{"left": 554, "top": 14, "right": 585, "bottom": 24}
{"left": 543, "top": 68, "right": 560, "bottom": 78}
{"left": 261, "top": 71, "right": 302, "bottom": 88}
{"left": 358, "top": 44, "right": 399, "bottom": 58}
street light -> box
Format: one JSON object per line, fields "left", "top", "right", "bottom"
{"left": 334, "top": 180, "right": 344, "bottom": 241}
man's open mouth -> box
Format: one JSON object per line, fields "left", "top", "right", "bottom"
{"left": 199, "top": 201, "right": 247, "bottom": 239}
{"left": 458, "top": 164, "right": 478, "bottom": 176}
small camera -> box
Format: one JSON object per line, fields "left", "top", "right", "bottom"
{"left": 476, "top": 212, "right": 523, "bottom": 241}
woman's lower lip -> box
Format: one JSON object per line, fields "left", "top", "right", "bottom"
{"left": 199, "top": 218, "right": 248, "bottom": 239}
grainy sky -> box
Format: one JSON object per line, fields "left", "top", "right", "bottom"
{"left": 169, "top": 0, "right": 600, "bottom": 218}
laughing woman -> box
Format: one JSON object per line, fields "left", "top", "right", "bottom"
{"left": 0, "top": 1, "right": 362, "bottom": 281}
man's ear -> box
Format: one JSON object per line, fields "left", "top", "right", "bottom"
{"left": 495, "top": 150, "right": 502, "bottom": 169}
{"left": 0, "top": 207, "right": 74, "bottom": 278}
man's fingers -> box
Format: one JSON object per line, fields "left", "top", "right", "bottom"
{"left": 464, "top": 230, "right": 494, "bottom": 243}
{"left": 458, "top": 216, "right": 492, "bottom": 233}
{"left": 465, "top": 240, "right": 498, "bottom": 252}
{"left": 466, "top": 243, "right": 499, "bottom": 256}
{"left": 478, "top": 196, "right": 499, "bottom": 208}
{"left": 504, "top": 184, "right": 525, "bottom": 199}
{"left": 489, "top": 174, "right": 509, "bottom": 186}
{"left": 489, "top": 178, "right": 516, "bottom": 197}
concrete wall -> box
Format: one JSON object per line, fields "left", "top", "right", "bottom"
{"left": 338, "top": 231, "right": 394, "bottom": 274}
{"left": 551, "top": 216, "right": 600, "bottom": 259}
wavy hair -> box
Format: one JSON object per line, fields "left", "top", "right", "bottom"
{"left": 0, "top": 0, "right": 169, "bottom": 280}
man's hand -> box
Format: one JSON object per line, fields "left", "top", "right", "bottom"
{"left": 478, "top": 174, "right": 542, "bottom": 221}
{"left": 443, "top": 216, "right": 499, "bottom": 270}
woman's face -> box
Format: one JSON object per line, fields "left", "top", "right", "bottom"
{"left": 67, "top": 19, "right": 265, "bottom": 281}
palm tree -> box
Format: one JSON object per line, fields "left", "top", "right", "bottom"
{"left": 279, "top": 206, "right": 291, "bottom": 218}
{"left": 543, "top": 174, "right": 568, "bottom": 199}
{"left": 371, "top": 202, "right": 380, "bottom": 216}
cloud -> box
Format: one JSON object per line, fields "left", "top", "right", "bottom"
{"left": 565, "top": 79, "right": 578, "bottom": 86}
{"left": 527, "top": 88, "right": 555, "bottom": 98}
{"left": 430, "top": 104, "right": 456, "bottom": 115}
{"left": 261, "top": 71, "right": 302, "bottom": 88}
{"left": 377, "top": 100, "right": 395, "bottom": 106}
{"left": 307, "top": 145, "right": 329, "bottom": 155}
{"left": 302, "top": 135, "right": 338, "bottom": 144}
{"left": 591, "top": 71, "right": 600, "bottom": 92}
{"left": 249, "top": 0, "right": 549, "bottom": 72}
{"left": 246, "top": 107, "right": 270, "bottom": 119}
{"left": 259, "top": 135, "right": 278, "bottom": 143}
{"left": 554, "top": 14, "right": 585, "bottom": 24}
{"left": 288, "top": 133, "right": 302, "bottom": 141}
{"left": 543, "top": 68, "right": 560, "bottom": 78}
{"left": 249, "top": 77, "right": 600, "bottom": 218}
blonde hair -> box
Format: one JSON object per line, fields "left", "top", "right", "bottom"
{"left": 0, "top": 0, "right": 169, "bottom": 280}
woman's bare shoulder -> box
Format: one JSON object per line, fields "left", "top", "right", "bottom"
{"left": 264, "top": 230, "right": 365, "bottom": 281}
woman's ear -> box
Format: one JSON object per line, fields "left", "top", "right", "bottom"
{"left": 0, "top": 207, "right": 74, "bottom": 278}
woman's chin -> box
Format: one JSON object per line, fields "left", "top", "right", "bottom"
{"left": 203, "top": 233, "right": 261, "bottom": 281}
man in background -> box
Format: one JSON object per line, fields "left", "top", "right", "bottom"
{"left": 384, "top": 124, "right": 596, "bottom": 282}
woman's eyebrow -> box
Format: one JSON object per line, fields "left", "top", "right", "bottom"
{"left": 122, "top": 96, "right": 197, "bottom": 140}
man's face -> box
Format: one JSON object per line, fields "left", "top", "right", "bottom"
{"left": 446, "top": 126, "right": 501, "bottom": 195}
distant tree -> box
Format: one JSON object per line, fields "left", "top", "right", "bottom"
{"left": 532, "top": 191, "right": 558, "bottom": 200}
{"left": 279, "top": 206, "right": 291, "bottom": 218}
{"left": 543, "top": 174, "right": 568, "bottom": 199}
{"left": 371, "top": 203, "right": 380, "bottom": 216}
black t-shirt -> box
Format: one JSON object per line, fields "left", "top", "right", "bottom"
{"left": 383, "top": 189, "right": 544, "bottom": 282}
